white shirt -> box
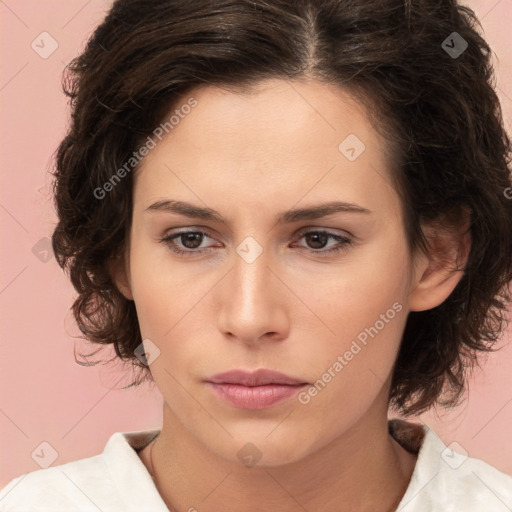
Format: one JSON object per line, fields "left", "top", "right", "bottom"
{"left": 1, "top": 420, "right": 511, "bottom": 511}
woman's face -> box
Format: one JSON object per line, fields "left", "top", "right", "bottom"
{"left": 120, "top": 78, "right": 420, "bottom": 465}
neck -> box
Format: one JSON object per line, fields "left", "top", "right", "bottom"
{"left": 144, "top": 402, "right": 417, "bottom": 512}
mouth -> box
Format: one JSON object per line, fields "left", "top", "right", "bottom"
{"left": 204, "top": 369, "right": 309, "bottom": 410}
{"left": 205, "top": 368, "right": 309, "bottom": 387}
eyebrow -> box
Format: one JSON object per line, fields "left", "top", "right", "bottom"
{"left": 144, "top": 199, "right": 372, "bottom": 225}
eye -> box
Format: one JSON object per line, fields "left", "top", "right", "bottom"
{"left": 159, "top": 228, "right": 354, "bottom": 257}
{"left": 159, "top": 230, "right": 217, "bottom": 256}
{"left": 292, "top": 229, "right": 354, "bottom": 256}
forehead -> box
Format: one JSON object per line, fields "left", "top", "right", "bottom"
{"left": 151, "top": 78, "right": 379, "bottom": 158}
{"left": 134, "top": 78, "right": 400, "bottom": 221}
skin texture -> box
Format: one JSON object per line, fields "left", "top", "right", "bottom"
{"left": 113, "top": 78, "right": 469, "bottom": 512}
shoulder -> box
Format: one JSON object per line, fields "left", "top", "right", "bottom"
{"left": 0, "top": 450, "right": 112, "bottom": 511}
{"left": 0, "top": 430, "right": 162, "bottom": 512}
{"left": 392, "top": 420, "right": 512, "bottom": 512}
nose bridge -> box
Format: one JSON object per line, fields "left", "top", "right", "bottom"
{"left": 216, "top": 233, "right": 287, "bottom": 341}
{"left": 231, "top": 236, "right": 273, "bottom": 315}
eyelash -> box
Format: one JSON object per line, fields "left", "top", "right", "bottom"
{"left": 159, "top": 229, "right": 354, "bottom": 257}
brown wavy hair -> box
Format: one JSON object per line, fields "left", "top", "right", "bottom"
{"left": 51, "top": 0, "right": 512, "bottom": 416}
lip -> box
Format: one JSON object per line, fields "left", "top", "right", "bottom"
{"left": 204, "top": 369, "right": 309, "bottom": 410}
{"left": 205, "top": 368, "right": 308, "bottom": 386}
{"left": 207, "top": 382, "right": 308, "bottom": 409}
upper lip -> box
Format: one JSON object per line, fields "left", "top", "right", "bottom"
{"left": 205, "top": 369, "right": 308, "bottom": 386}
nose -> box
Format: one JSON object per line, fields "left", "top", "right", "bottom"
{"left": 216, "top": 244, "right": 290, "bottom": 346}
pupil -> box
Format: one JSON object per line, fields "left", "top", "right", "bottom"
{"left": 307, "top": 233, "right": 327, "bottom": 249}
{"left": 183, "top": 233, "right": 202, "bottom": 249}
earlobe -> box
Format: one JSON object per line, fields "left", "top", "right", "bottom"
{"left": 408, "top": 213, "right": 471, "bottom": 312}
{"left": 108, "top": 251, "right": 134, "bottom": 301}
{"left": 408, "top": 259, "right": 465, "bottom": 312}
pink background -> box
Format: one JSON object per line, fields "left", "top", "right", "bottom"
{"left": 1, "top": 0, "right": 511, "bottom": 488}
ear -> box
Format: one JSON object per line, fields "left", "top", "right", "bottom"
{"left": 408, "top": 207, "right": 471, "bottom": 312}
{"left": 108, "top": 246, "right": 134, "bottom": 301}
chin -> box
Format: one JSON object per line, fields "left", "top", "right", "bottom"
{"left": 207, "top": 431, "right": 317, "bottom": 468}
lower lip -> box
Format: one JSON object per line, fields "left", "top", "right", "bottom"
{"left": 206, "top": 382, "right": 308, "bottom": 409}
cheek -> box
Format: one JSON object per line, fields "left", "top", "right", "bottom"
{"left": 130, "top": 271, "right": 169, "bottom": 339}
{"left": 304, "top": 243, "right": 410, "bottom": 389}
{"left": 128, "top": 237, "right": 189, "bottom": 334}
{"left": 297, "top": 290, "right": 408, "bottom": 437}
{"left": 315, "top": 240, "right": 409, "bottom": 335}
{"left": 128, "top": 241, "right": 210, "bottom": 373}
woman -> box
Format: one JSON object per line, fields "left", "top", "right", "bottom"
{"left": 1, "top": 0, "right": 512, "bottom": 510}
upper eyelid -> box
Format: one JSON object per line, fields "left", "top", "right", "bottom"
{"left": 163, "top": 227, "right": 353, "bottom": 246}
{"left": 163, "top": 226, "right": 352, "bottom": 237}
{"left": 295, "top": 226, "right": 352, "bottom": 237}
